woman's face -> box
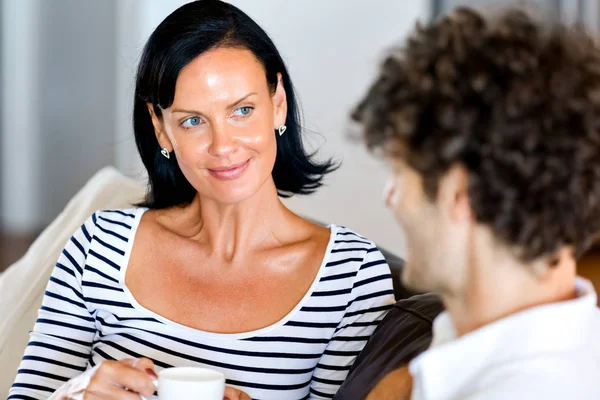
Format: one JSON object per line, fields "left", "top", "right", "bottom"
{"left": 148, "top": 47, "right": 287, "bottom": 205}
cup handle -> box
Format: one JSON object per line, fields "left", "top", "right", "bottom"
{"left": 139, "top": 379, "right": 159, "bottom": 400}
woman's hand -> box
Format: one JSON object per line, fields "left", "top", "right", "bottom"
{"left": 82, "top": 358, "right": 157, "bottom": 399}
{"left": 224, "top": 386, "right": 252, "bottom": 400}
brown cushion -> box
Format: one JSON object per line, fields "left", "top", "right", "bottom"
{"left": 333, "top": 293, "right": 444, "bottom": 400}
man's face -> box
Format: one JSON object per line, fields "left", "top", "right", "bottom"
{"left": 384, "top": 160, "right": 470, "bottom": 294}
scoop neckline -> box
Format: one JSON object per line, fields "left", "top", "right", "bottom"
{"left": 118, "top": 207, "right": 338, "bottom": 340}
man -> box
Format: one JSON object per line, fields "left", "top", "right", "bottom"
{"left": 352, "top": 6, "right": 600, "bottom": 399}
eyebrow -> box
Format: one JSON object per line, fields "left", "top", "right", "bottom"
{"left": 171, "top": 92, "right": 258, "bottom": 115}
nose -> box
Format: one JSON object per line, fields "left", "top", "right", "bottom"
{"left": 207, "top": 124, "right": 236, "bottom": 157}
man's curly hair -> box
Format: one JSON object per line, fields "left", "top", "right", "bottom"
{"left": 353, "top": 7, "right": 600, "bottom": 261}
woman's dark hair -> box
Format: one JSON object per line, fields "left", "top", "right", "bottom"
{"left": 134, "top": 0, "right": 336, "bottom": 209}
{"left": 353, "top": 7, "right": 600, "bottom": 261}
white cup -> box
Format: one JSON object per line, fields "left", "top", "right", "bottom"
{"left": 141, "top": 367, "right": 226, "bottom": 400}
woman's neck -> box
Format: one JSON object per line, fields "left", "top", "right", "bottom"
{"left": 156, "top": 178, "right": 299, "bottom": 261}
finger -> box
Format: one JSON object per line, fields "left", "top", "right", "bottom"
{"left": 224, "top": 386, "right": 241, "bottom": 400}
{"left": 120, "top": 358, "right": 152, "bottom": 369}
{"left": 118, "top": 358, "right": 157, "bottom": 381}
{"left": 95, "top": 361, "right": 156, "bottom": 397}
{"left": 240, "top": 392, "right": 252, "bottom": 400}
{"left": 119, "top": 358, "right": 136, "bottom": 367}
{"left": 131, "top": 357, "right": 155, "bottom": 371}
{"left": 84, "top": 384, "right": 147, "bottom": 400}
{"left": 130, "top": 358, "right": 157, "bottom": 379}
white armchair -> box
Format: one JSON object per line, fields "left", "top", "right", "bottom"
{"left": 0, "top": 167, "right": 145, "bottom": 398}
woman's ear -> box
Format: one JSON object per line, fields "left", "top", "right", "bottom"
{"left": 146, "top": 103, "right": 172, "bottom": 151}
{"left": 272, "top": 73, "right": 288, "bottom": 128}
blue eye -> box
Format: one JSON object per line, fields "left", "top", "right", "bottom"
{"left": 181, "top": 116, "right": 202, "bottom": 128}
{"left": 234, "top": 106, "right": 253, "bottom": 117}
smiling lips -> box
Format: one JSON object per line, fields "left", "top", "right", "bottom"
{"left": 208, "top": 160, "right": 250, "bottom": 180}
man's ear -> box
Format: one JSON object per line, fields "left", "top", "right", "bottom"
{"left": 272, "top": 73, "right": 288, "bottom": 128}
{"left": 438, "top": 164, "right": 472, "bottom": 223}
{"left": 532, "top": 245, "right": 576, "bottom": 280}
{"left": 146, "top": 103, "right": 172, "bottom": 151}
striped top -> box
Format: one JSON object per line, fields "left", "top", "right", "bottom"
{"left": 9, "top": 208, "right": 395, "bottom": 400}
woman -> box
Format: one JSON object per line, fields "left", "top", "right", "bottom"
{"left": 9, "top": 1, "right": 394, "bottom": 399}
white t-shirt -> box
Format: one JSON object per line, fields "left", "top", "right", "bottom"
{"left": 410, "top": 278, "right": 600, "bottom": 400}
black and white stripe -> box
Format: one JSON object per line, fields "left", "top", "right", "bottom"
{"left": 9, "top": 209, "right": 394, "bottom": 400}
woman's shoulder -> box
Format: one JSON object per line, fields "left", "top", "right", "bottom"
{"left": 68, "top": 208, "right": 146, "bottom": 282}
{"left": 326, "top": 225, "right": 389, "bottom": 269}
{"left": 89, "top": 207, "right": 145, "bottom": 225}
{"left": 83, "top": 207, "right": 146, "bottom": 243}
{"left": 328, "top": 224, "right": 378, "bottom": 252}
{"left": 317, "top": 225, "right": 394, "bottom": 307}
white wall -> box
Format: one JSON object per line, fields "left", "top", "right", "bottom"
{"left": 1, "top": 0, "right": 118, "bottom": 233}
{"left": 114, "top": 0, "right": 190, "bottom": 179}
{"left": 1, "top": 0, "right": 41, "bottom": 234}
{"left": 439, "top": 0, "right": 600, "bottom": 28}
{"left": 38, "top": 0, "right": 117, "bottom": 226}
{"left": 1, "top": 0, "right": 429, "bottom": 254}
{"left": 232, "top": 0, "right": 431, "bottom": 254}
{"left": 115, "top": 0, "right": 430, "bottom": 255}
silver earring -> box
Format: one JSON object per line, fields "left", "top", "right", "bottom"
{"left": 160, "top": 148, "right": 170, "bottom": 159}
{"left": 278, "top": 125, "right": 287, "bottom": 136}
